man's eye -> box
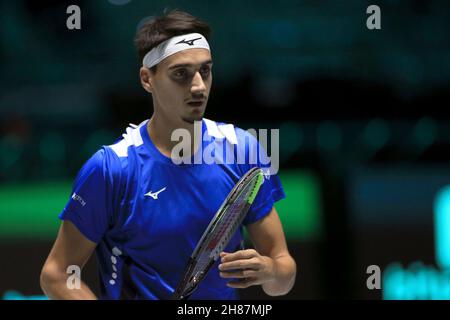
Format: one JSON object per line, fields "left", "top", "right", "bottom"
{"left": 200, "top": 67, "right": 211, "bottom": 76}
{"left": 174, "top": 69, "right": 187, "bottom": 77}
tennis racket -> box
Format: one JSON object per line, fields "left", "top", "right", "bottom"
{"left": 172, "top": 166, "right": 265, "bottom": 300}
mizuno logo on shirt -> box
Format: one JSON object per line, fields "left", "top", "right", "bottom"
{"left": 175, "top": 37, "right": 202, "bottom": 46}
{"left": 145, "top": 187, "right": 167, "bottom": 200}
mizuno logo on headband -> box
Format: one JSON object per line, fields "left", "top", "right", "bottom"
{"left": 176, "top": 37, "right": 202, "bottom": 46}
{"left": 142, "top": 33, "right": 211, "bottom": 68}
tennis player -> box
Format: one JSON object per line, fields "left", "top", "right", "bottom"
{"left": 40, "top": 10, "right": 296, "bottom": 300}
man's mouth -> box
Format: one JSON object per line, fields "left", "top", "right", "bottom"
{"left": 187, "top": 101, "right": 205, "bottom": 107}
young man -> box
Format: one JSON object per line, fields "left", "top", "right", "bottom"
{"left": 40, "top": 10, "right": 296, "bottom": 300}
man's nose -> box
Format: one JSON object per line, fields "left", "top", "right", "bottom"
{"left": 190, "top": 71, "right": 207, "bottom": 94}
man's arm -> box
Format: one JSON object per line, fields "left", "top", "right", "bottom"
{"left": 219, "top": 207, "right": 297, "bottom": 296}
{"left": 40, "top": 220, "right": 98, "bottom": 299}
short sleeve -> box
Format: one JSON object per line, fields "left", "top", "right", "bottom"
{"left": 59, "top": 148, "right": 120, "bottom": 243}
{"left": 236, "top": 130, "right": 286, "bottom": 225}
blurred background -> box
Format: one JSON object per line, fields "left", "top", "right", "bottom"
{"left": 1, "top": 0, "right": 450, "bottom": 300}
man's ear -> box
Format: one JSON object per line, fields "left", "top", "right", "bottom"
{"left": 140, "top": 67, "right": 153, "bottom": 94}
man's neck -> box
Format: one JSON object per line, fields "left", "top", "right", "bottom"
{"left": 147, "top": 113, "right": 201, "bottom": 159}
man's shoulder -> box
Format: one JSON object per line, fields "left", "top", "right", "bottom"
{"left": 107, "top": 121, "right": 148, "bottom": 158}
{"left": 81, "top": 121, "right": 148, "bottom": 178}
{"left": 81, "top": 147, "right": 122, "bottom": 178}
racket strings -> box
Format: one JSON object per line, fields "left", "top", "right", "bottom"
{"left": 189, "top": 179, "right": 257, "bottom": 285}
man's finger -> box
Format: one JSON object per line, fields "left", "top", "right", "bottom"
{"left": 219, "top": 258, "right": 259, "bottom": 271}
{"left": 220, "top": 249, "right": 258, "bottom": 262}
{"left": 220, "top": 269, "right": 257, "bottom": 279}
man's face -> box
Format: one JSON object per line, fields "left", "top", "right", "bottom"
{"left": 146, "top": 48, "right": 212, "bottom": 124}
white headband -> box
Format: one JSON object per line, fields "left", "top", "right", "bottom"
{"left": 142, "top": 33, "right": 210, "bottom": 68}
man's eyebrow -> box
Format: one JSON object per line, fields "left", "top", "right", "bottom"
{"left": 168, "top": 60, "right": 213, "bottom": 70}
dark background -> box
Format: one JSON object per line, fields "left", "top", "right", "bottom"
{"left": 1, "top": 0, "right": 450, "bottom": 300}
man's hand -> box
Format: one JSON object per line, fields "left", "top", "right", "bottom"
{"left": 218, "top": 249, "right": 276, "bottom": 289}
{"left": 218, "top": 208, "right": 297, "bottom": 296}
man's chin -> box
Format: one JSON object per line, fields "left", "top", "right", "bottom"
{"left": 182, "top": 112, "right": 205, "bottom": 124}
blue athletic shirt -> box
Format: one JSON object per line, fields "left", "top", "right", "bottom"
{"left": 59, "top": 118, "right": 285, "bottom": 299}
